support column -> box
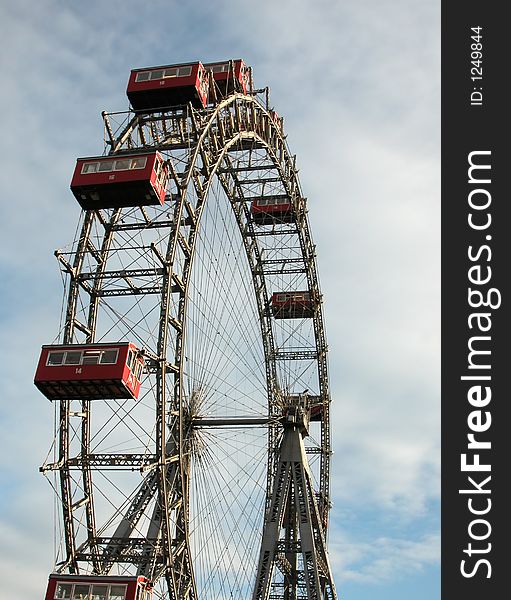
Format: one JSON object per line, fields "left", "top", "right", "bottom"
{"left": 252, "top": 406, "right": 338, "bottom": 600}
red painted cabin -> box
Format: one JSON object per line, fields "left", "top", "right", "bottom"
{"left": 309, "top": 403, "right": 324, "bottom": 421}
{"left": 272, "top": 291, "right": 315, "bottom": 319}
{"left": 269, "top": 110, "right": 283, "bottom": 134}
{"left": 127, "top": 61, "right": 208, "bottom": 110}
{"left": 34, "top": 342, "right": 144, "bottom": 401}
{"left": 205, "top": 59, "right": 250, "bottom": 96}
{"left": 70, "top": 151, "right": 168, "bottom": 210}
{"left": 251, "top": 195, "right": 294, "bottom": 225}
{"left": 44, "top": 574, "right": 152, "bottom": 600}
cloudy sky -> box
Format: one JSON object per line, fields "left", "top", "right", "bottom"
{"left": 0, "top": 1, "right": 440, "bottom": 599}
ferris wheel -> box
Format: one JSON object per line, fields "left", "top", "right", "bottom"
{"left": 36, "top": 59, "right": 337, "bottom": 600}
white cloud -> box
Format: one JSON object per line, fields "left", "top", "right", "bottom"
{"left": 330, "top": 531, "right": 440, "bottom": 584}
{"left": 0, "top": 519, "right": 53, "bottom": 599}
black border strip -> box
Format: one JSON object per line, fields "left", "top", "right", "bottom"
{"left": 442, "top": 3, "right": 507, "bottom": 598}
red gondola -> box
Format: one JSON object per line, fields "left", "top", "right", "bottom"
{"left": 127, "top": 61, "right": 208, "bottom": 110}
{"left": 309, "top": 402, "right": 324, "bottom": 421}
{"left": 70, "top": 151, "right": 168, "bottom": 210}
{"left": 204, "top": 58, "right": 250, "bottom": 96}
{"left": 34, "top": 342, "right": 145, "bottom": 401}
{"left": 272, "top": 291, "right": 315, "bottom": 319}
{"left": 251, "top": 195, "right": 294, "bottom": 225}
{"left": 269, "top": 110, "right": 283, "bottom": 134}
{"left": 44, "top": 574, "right": 152, "bottom": 600}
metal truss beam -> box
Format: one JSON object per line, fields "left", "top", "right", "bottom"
{"left": 273, "top": 351, "right": 319, "bottom": 361}
{"left": 42, "top": 454, "right": 159, "bottom": 470}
